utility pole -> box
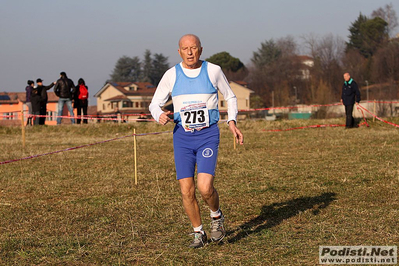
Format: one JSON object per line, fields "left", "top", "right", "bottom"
{"left": 365, "top": 80, "right": 369, "bottom": 103}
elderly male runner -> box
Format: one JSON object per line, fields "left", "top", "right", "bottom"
{"left": 341, "top": 72, "right": 360, "bottom": 128}
{"left": 149, "top": 34, "right": 244, "bottom": 248}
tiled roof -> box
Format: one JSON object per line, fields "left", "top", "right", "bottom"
{"left": 0, "top": 92, "right": 59, "bottom": 103}
{"left": 0, "top": 92, "right": 19, "bottom": 103}
{"left": 232, "top": 80, "right": 248, "bottom": 86}
{"left": 109, "top": 82, "right": 156, "bottom": 95}
{"left": 104, "top": 95, "right": 129, "bottom": 101}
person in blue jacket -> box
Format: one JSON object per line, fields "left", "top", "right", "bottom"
{"left": 341, "top": 73, "right": 361, "bottom": 128}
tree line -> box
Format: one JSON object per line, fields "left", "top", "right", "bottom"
{"left": 110, "top": 50, "right": 169, "bottom": 86}
{"left": 109, "top": 4, "right": 398, "bottom": 108}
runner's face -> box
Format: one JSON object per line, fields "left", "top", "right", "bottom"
{"left": 178, "top": 36, "right": 202, "bottom": 69}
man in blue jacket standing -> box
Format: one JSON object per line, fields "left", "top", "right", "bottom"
{"left": 341, "top": 73, "right": 361, "bottom": 128}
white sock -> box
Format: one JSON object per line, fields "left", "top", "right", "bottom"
{"left": 193, "top": 225, "right": 204, "bottom": 234}
{"left": 210, "top": 209, "right": 222, "bottom": 218}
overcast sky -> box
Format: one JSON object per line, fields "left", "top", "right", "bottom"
{"left": 0, "top": 0, "right": 397, "bottom": 104}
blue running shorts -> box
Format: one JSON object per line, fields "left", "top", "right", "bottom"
{"left": 173, "top": 124, "right": 220, "bottom": 180}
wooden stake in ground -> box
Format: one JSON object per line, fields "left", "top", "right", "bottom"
{"left": 373, "top": 99, "right": 376, "bottom": 122}
{"left": 134, "top": 128, "right": 138, "bottom": 185}
{"left": 233, "top": 135, "right": 236, "bottom": 150}
{"left": 21, "top": 109, "right": 25, "bottom": 149}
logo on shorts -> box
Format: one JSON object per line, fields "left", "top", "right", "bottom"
{"left": 202, "top": 148, "right": 213, "bottom": 158}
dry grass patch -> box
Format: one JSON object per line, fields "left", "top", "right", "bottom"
{"left": 0, "top": 119, "right": 398, "bottom": 265}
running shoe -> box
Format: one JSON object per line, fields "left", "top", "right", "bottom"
{"left": 189, "top": 231, "right": 207, "bottom": 248}
{"left": 210, "top": 213, "right": 226, "bottom": 241}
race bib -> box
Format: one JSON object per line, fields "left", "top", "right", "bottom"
{"left": 180, "top": 102, "right": 209, "bottom": 132}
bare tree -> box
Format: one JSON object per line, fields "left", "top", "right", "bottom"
{"left": 371, "top": 39, "right": 399, "bottom": 106}
{"left": 277, "top": 35, "right": 297, "bottom": 58}
{"left": 302, "top": 34, "right": 345, "bottom": 101}
{"left": 372, "top": 39, "right": 399, "bottom": 82}
{"left": 301, "top": 33, "right": 320, "bottom": 60}
{"left": 371, "top": 3, "right": 398, "bottom": 37}
{"left": 342, "top": 49, "right": 367, "bottom": 83}
{"left": 248, "top": 36, "right": 303, "bottom": 107}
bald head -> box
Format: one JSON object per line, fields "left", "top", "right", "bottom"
{"left": 178, "top": 34, "right": 202, "bottom": 48}
{"left": 178, "top": 34, "right": 203, "bottom": 69}
{"left": 343, "top": 73, "right": 351, "bottom": 82}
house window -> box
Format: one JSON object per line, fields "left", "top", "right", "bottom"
{"left": 47, "top": 111, "right": 55, "bottom": 121}
{"left": 123, "top": 101, "right": 132, "bottom": 108}
{"left": 111, "top": 102, "right": 118, "bottom": 109}
{"left": 220, "top": 100, "right": 225, "bottom": 107}
{"left": 135, "top": 102, "right": 139, "bottom": 108}
{"left": 246, "top": 99, "right": 249, "bottom": 107}
{"left": 3, "top": 112, "right": 12, "bottom": 120}
{"left": 103, "top": 104, "right": 105, "bottom": 110}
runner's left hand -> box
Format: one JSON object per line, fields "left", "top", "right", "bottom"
{"left": 228, "top": 121, "right": 244, "bottom": 145}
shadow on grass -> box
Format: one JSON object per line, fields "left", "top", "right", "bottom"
{"left": 226, "top": 192, "right": 337, "bottom": 244}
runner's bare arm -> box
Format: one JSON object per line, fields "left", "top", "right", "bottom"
{"left": 228, "top": 121, "right": 244, "bottom": 145}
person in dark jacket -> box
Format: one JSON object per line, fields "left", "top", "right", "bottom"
{"left": 30, "top": 81, "right": 42, "bottom": 126}
{"left": 341, "top": 73, "right": 361, "bottom": 128}
{"left": 54, "top": 72, "right": 76, "bottom": 124}
{"left": 25, "top": 80, "right": 34, "bottom": 126}
{"left": 74, "top": 78, "right": 89, "bottom": 124}
{"left": 36, "top": 78, "right": 55, "bottom": 125}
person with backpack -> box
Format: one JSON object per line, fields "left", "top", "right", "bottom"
{"left": 74, "top": 78, "right": 89, "bottom": 124}
{"left": 54, "top": 72, "right": 76, "bottom": 124}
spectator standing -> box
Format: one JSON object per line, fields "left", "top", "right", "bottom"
{"left": 36, "top": 78, "right": 55, "bottom": 125}
{"left": 54, "top": 72, "right": 76, "bottom": 124}
{"left": 74, "top": 78, "right": 89, "bottom": 124}
{"left": 137, "top": 112, "right": 147, "bottom": 122}
{"left": 341, "top": 73, "right": 361, "bottom": 128}
{"left": 25, "top": 80, "right": 34, "bottom": 126}
{"left": 30, "top": 81, "right": 41, "bottom": 125}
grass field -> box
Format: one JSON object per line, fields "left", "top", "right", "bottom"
{"left": 0, "top": 118, "right": 398, "bottom": 265}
